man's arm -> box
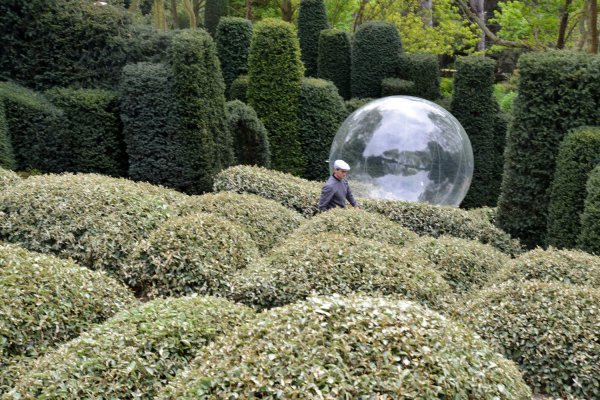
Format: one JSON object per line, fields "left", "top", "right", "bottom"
{"left": 319, "top": 183, "right": 335, "bottom": 212}
{"left": 346, "top": 181, "right": 358, "bottom": 207}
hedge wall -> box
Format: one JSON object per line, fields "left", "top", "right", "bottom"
{"left": 317, "top": 29, "right": 351, "bottom": 100}
{"left": 298, "top": 0, "right": 329, "bottom": 77}
{"left": 225, "top": 100, "right": 270, "bottom": 168}
{"left": 496, "top": 51, "right": 600, "bottom": 248}
{"left": 168, "top": 29, "right": 233, "bottom": 194}
{"left": 229, "top": 74, "right": 248, "bottom": 103}
{"left": 397, "top": 52, "right": 440, "bottom": 100}
{"left": 205, "top": 0, "right": 228, "bottom": 36}
{"left": 215, "top": 17, "right": 252, "bottom": 97}
{"left": 299, "top": 78, "right": 347, "bottom": 180}
{"left": 247, "top": 19, "right": 304, "bottom": 175}
{"left": 547, "top": 126, "right": 600, "bottom": 248}
{"left": 351, "top": 21, "right": 402, "bottom": 99}
{"left": 451, "top": 55, "right": 502, "bottom": 208}
{"left": 381, "top": 78, "right": 416, "bottom": 97}
{"left": 0, "top": 100, "right": 14, "bottom": 170}
{"left": 578, "top": 164, "right": 600, "bottom": 254}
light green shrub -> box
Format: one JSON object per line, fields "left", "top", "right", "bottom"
{"left": 0, "top": 167, "right": 19, "bottom": 189}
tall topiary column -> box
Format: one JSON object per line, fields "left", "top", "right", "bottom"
{"left": 247, "top": 19, "right": 304, "bottom": 175}
{"left": 168, "top": 29, "right": 233, "bottom": 194}
{"left": 351, "top": 21, "right": 402, "bottom": 99}
{"left": 297, "top": 0, "right": 329, "bottom": 77}
{"left": 205, "top": 0, "right": 228, "bottom": 36}
{"left": 398, "top": 52, "right": 440, "bottom": 101}
{"left": 451, "top": 55, "right": 502, "bottom": 209}
{"left": 578, "top": 164, "right": 600, "bottom": 255}
{"left": 496, "top": 51, "right": 600, "bottom": 248}
{"left": 318, "top": 29, "right": 351, "bottom": 100}
{"left": 215, "top": 17, "right": 253, "bottom": 98}
{"left": 547, "top": 126, "right": 600, "bottom": 249}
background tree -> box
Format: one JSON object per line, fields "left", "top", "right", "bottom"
{"left": 317, "top": 29, "right": 351, "bottom": 99}
{"left": 297, "top": 0, "right": 330, "bottom": 76}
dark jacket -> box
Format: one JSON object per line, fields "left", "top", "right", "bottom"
{"left": 318, "top": 175, "right": 357, "bottom": 212}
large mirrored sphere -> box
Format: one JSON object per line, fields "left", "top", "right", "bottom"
{"left": 329, "top": 96, "right": 473, "bottom": 206}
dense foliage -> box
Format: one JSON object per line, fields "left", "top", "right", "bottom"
{"left": 298, "top": 0, "right": 330, "bottom": 77}
{"left": 397, "top": 52, "right": 440, "bottom": 100}
{"left": 578, "top": 164, "right": 600, "bottom": 254}
{"left": 7, "top": 297, "right": 253, "bottom": 400}
{"left": 225, "top": 100, "right": 270, "bottom": 167}
{"left": 299, "top": 78, "right": 347, "bottom": 180}
{"left": 547, "top": 126, "right": 600, "bottom": 248}
{"left": 0, "top": 167, "right": 19, "bottom": 189}
{"left": 351, "top": 21, "right": 402, "bottom": 99}
{"left": 229, "top": 74, "right": 248, "bottom": 103}
{"left": 247, "top": 19, "right": 305, "bottom": 175}
{"left": 317, "top": 29, "right": 351, "bottom": 99}
{"left": 204, "top": 0, "right": 228, "bottom": 36}
{"left": 159, "top": 295, "right": 531, "bottom": 399}
{"left": 496, "top": 51, "right": 600, "bottom": 248}
{"left": 215, "top": 17, "right": 253, "bottom": 96}
{"left": 345, "top": 97, "right": 374, "bottom": 114}
{"left": 0, "top": 101, "right": 14, "bottom": 170}
{"left": 381, "top": 78, "right": 416, "bottom": 96}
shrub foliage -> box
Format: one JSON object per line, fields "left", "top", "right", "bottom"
{"left": 225, "top": 100, "right": 270, "bottom": 167}
{"left": 204, "top": 0, "right": 228, "bottom": 36}
{"left": 215, "top": 17, "right": 252, "bottom": 96}
{"left": 0, "top": 167, "right": 19, "bottom": 189}
{"left": 317, "top": 29, "right": 351, "bottom": 99}
{"left": 0, "top": 101, "right": 14, "bottom": 170}
{"left": 381, "top": 78, "right": 416, "bottom": 97}
{"left": 578, "top": 164, "right": 600, "bottom": 254}
{"left": 229, "top": 74, "right": 248, "bottom": 103}
{"left": 297, "top": 0, "right": 329, "bottom": 77}
{"left": 397, "top": 52, "right": 440, "bottom": 100}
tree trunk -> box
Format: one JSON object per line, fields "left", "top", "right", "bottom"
{"left": 281, "top": 0, "right": 293, "bottom": 22}
{"left": 556, "top": 0, "right": 572, "bottom": 49}
{"left": 353, "top": 0, "right": 369, "bottom": 32}
{"left": 171, "top": 0, "right": 179, "bottom": 28}
{"left": 246, "top": 0, "right": 253, "bottom": 20}
{"left": 470, "top": 0, "right": 486, "bottom": 50}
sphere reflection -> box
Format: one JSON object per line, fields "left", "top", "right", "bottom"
{"left": 329, "top": 96, "right": 473, "bottom": 206}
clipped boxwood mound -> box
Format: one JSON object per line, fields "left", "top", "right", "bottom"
{"left": 158, "top": 294, "right": 531, "bottom": 399}
{"left": 179, "top": 192, "right": 303, "bottom": 253}
{"left": 0, "top": 167, "right": 19, "bottom": 189}
{"left": 0, "top": 173, "right": 187, "bottom": 277}
{"left": 409, "top": 235, "right": 509, "bottom": 293}
{"left": 123, "top": 212, "right": 259, "bottom": 299}
{"left": 454, "top": 281, "right": 600, "bottom": 398}
{"left": 228, "top": 232, "right": 452, "bottom": 310}
{"left": 7, "top": 296, "right": 254, "bottom": 400}
{"left": 0, "top": 244, "right": 135, "bottom": 391}
{"left": 293, "top": 207, "right": 418, "bottom": 246}
{"left": 491, "top": 247, "right": 600, "bottom": 288}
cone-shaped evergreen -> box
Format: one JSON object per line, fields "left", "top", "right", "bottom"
{"left": 216, "top": 17, "right": 252, "bottom": 97}
{"left": 318, "top": 29, "right": 351, "bottom": 100}
{"left": 297, "top": 0, "right": 329, "bottom": 77}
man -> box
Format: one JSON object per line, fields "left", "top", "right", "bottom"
{"left": 318, "top": 159, "right": 359, "bottom": 212}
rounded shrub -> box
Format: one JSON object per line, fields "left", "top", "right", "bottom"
{"left": 215, "top": 17, "right": 252, "bottom": 96}
{"left": 381, "top": 77, "right": 416, "bottom": 96}
{"left": 0, "top": 167, "right": 19, "bottom": 189}
{"left": 351, "top": 21, "right": 402, "bottom": 99}
{"left": 299, "top": 78, "right": 347, "bottom": 180}
{"left": 0, "top": 173, "right": 186, "bottom": 277}
{"left": 123, "top": 212, "right": 259, "bottom": 299}
{"left": 454, "top": 281, "right": 600, "bottom": 398}
{"left": 158, "top": 294, "right": 531, "bottom": 399}
{"left": 204, "top": 0, "right": 228, "bottom": 36}
{"left": 409, "top": 235, "right": 509, "bottom": 293}
{"left": 317, "top": 28, "right": 351, "bottom": 99}
{"left": 491, "top": 247, "right": 600, "bottom": 288}
{"left": 247, "top": 19, "right": 304, "bottom": 175}
{"left": 225, "top": 100, "right": 270, "bottom": 168}
{"left": 297, "top": 0, "right": 329, "bottom": 77}
{"left": 578, "top": 164, "right": 600, "bottom": 254}
{"left": 397, "top": 52, "right": 440, "bottom": 100}
{"left": 179, "top": 192, "right": 303, "bottom": 253}
{"left": 229, "top": 74, "right": 248, "bottom": 103}
{"left": 547, "top": 126, "right": 600, "bottom": 248}
{"left": 7, "top": 296, "right": 254, "bottom": 400}
{"left": 228, "top": 232, "right": 451, "bottom": 310}
{"left": 294, "top": 207, "right": 419, "bottom": 246}
{"left": 0, "top": 244, "right": 135, "bottom": 390}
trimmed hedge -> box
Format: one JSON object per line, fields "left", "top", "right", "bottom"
{"left": 496, "top": 51, "right": 600, "bottom": 248}
{"left": 0, "top": 244, "right": 135, "bottom": 392}
{"left": 229, "top": 74, "right": 248, "bottom": 103}
{"left": 491, "top": 247, "right": 600, "bottom": 288}
{"left": 0, "top": 167, "right": 19, "bottom": 189}
{"left": 454, "top": 281, "right": 600, "bottom": 398}
{"left": 213, "top": 165, "right": 523, "bottom": 254}
{"left": 0, "top": 173, "right": 186, "bottom": 278}
{"left": 351, "top": 21, "right": 402, "bottom": 99}
{"left": 119, "top": 62, "right": 180, "bottom": 186}
{"left": 409, "top": 235, "right": 509, "bottom": 293}
{"left": 179, "top": 192, "right": 303, "bottom": 253}
{"left": 158, "top": 294, "right": 531, "bottom": 399}
{"left": 547, "top": 126, "right": 600, "bottom": 248}
{"left": 247, "top": 19, "right": 304, "bottom": 175}
{"left": 205, "top": 0, "right": 228, "bottom": 36}
{"left": 0, "top": 100, "right": 14, "bottom": 170}
{"left": 7, "top": 296, "right": 253, "bottom": 400}
{"left": 451, "top": 55, "right": 502, "bottom": 208}
{"left": 578, "top": 164, "right": 600, "bottom": 254}
{"left": 299, "top": 78, "right": 347, "bottom": 180}
{"left": 317, "top": 29, "right": 351, "bottom": 99}
{"left": 397, "top": 52, "right": 440, "bottom": 100}
{"left": 215, "top": 17, "right": 252, "bottom": 96}
{"left": 381, "top": 78, "right": 416, "bottom": 96}
{"left": 123, "top": 213, "right": 259, "bottom": 299}
{"left": 45, "top": 88, "right": 126, "bottom": 177}
{"left": 225, "top": 100, "right": 270, "bottom": 168}
{"left": 298, "top": 0, "right": 329, "bottom": 77}
{"left": 345, "top": 97, "right": 374, "bottom": 114}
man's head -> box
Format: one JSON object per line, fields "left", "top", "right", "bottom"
{"left": 333, "top": 159, "right": 350, "bottom": 179}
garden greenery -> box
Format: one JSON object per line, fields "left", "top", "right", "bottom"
{"left": 215, "top": 17, "right": 253, "bottom": 96}
{"left": 298, "top": 0, "right": 329, "bottom": 77}
{"left": 225, "top": 100, "right": 270, "bottom": 168}
{"left": 577, "top": 164, "right": 600, "bottom": 255}
{"left": 317, "top": 29, "right": 351, "bottom": 99}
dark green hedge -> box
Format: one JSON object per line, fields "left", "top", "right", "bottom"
{"left": 229, "top": 74, "right": 248, "bottom": 103}
{"left": 298, "top": 0, "right": 329, "bottom": 77}
{"left": 299, "top": 78, "right": 347, "bottom": 180}
{"left": 317, "top": 29, "right": 351, "bottom": 100}
{"left": 451, "top": 55, "right": 502, "bottom": 208}
{"left": 497, "top": 51, "right": 600, "bottom": 248}
{"left": 247, "top": 19, "right": 304, "bottom": 175}
{"left": 547, "top": 127, "right": 600, "bottom": 248}
{"left": 397, "top": 52, "right": 439, "bottom": 100}
{"left": 351, "top": 21, "right": 402, "bottom": 99}
{"left": 205, "top": 0, "right": 228, "bottom": 35}
{"left": 381, "top": 78, "right": 416, "bottom": 97}
{"left": 45, "top": 88, "right": 126, "bottom": 177}
{"left": 215, "top": 17, "right": 253, "bottom": 97}
{"left": 225, "top": 100, "right": 270, "bottom": 167}
{"left": 0, "top": 100, "right": 15, "bottom": 170}
{"left": 168, "top": 29, "right": 233, "bottom": 194}
{"left": 345, "top": 97, "right": 374, "bottom": 114}
{"left": 578, "top": 165, "right": 600, "bottom": 254}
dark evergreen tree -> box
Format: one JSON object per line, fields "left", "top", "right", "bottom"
{"left": 398, "top": 52, "right": 440, "bottom": 100}
{"left": 0, "top": 100, "right": 15, "bottom": 170}
{"left": 216, "top": 17, "right": 253, "bottom": 97}
{"left": 226, "top": 100, "right": 270, "bottom": 168}
{"left": 297, "top": 0, "right": 329, "bottom": 77}
{"left": 317, "top": 29, "right": 351, "bottom": 100}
